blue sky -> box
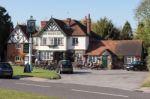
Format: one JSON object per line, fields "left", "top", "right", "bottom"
{"left": 0, "top": 0, "right": 141, "bottom": 29}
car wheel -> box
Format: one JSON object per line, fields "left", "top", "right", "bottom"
{"left": 70, "top": 71, "right": 73, "bottom": 74}
{"left": 126, "top": 68, "right": 130, "bottom": 71}
{"left": 8, "top": 75, "right": 13, "bottom": 79}
{"left": 133, "top": 67, "right": 138, "bottom": 71}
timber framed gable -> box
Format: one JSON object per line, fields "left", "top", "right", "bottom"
{"left": 8, "top": 25, "right": 28, "bottom": 43}
{"left": 37, "top": 18, "right": 66, "bottom": 36}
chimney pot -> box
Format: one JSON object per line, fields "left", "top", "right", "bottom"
{"left": 83, "top": 16, "right": 87, "bottom": 26}
{"left": 41, "top": 21, "right": 48, "bottom": 29}
{"left": 66, "top": 18, "right": 71, "bottom": 26}
{"left": 87, "top": 14, "right": 91, "bottom": 35}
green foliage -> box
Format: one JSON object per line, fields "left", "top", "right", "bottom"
{"left": 0, "top": 88, "right": 60, "bottom": 99}
{"left": 121, "top": 21, "right": 133, "bottom": 40}
{"left": 0, "top": 6, "right": 13, "bottom": 60}
{"left": 135, "top": 0, "right": 150, "bottom": 21}
{"left": 134, "top": 18, "right": 150, "bottom": 51}
{"left": 92, "top": 17, "right": 120, "bottom": 40}
{"left": 147, "top": 48, "right": 150, "bottom": 71}
{"left": 13, "top": 66, "right": 61, "bottom": 79}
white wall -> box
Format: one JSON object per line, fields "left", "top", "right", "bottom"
{"left": 33, "top": 31, "right": 67, "bottom": 51}
{"left": 67, "top": 36, "right": 89, "bottom": 50}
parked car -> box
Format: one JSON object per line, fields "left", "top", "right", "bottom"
{"left": 57, "top": 60, "right": 73, "bottom": 74}
{"left": 0, "top": 62, "right": 13, "bottom": 78}
{"left": 125, "top": 61, "right": 147, "bottom": 71}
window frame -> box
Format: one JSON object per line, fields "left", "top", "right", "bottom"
{"left": 126, "top": 56, "right": 133, "bottom": 64}
{"left": 72, "top": 38, "right": 78, "bottom": 46}
{"left": 15, "top": 56, "right": 21, "bottom": 62}
{"left": 40, "top": 51, "right": 53, "bottom": 60}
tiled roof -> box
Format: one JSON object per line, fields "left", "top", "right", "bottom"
{"left": 35, "top": 18, "right": 89, "bottom": 36}
{"left": 86, "top": 40, "right": 143, "bottom": 56}
{"left": 17, "top": 25, "right": 37, "bottom": 39}
{"left": 34, "top": 17, "right": 101, "bottom": 39}
{"left": 85, "top": 47, "right": 106, "bottom": 56}
{"left": 53, "top": 18, "right": 88, "bottom": 36}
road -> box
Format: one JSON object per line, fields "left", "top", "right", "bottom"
{"left": 21, "top": 69, "right": 148, "bottom": 90}
{"left": 0, "top": 79, "right": 150, "bottom": 99}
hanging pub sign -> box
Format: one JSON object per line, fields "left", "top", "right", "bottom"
{"left": 27, "top": 16, "right": 36, "bottom": 34}
{"left": 23, "top": 43, "right": 29, "bottom": 53}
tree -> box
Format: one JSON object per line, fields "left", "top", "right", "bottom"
{"left": 134, "top": 19, "right": 150, "bottom": 53}
{"left": 135, "top": 0, "right": 150, "bottom": 21}
{"left": 135, "top": 0, "right": 150, "bottom": 65}
{"left": 92, "top": 17, "right": 120, "bottom": 40}
{"left": 0, "top": 6, "right": 13, "bottom": 61}
{"left": 121, "top": 21, "right": 133, "bottom": 40}
{"left": 146, "top": 47, "right": 150, "bottom": 71}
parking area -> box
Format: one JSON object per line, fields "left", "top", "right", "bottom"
{"left": 21, "top": 69, "right": 148, "bottom": 91}
{"left": 49, "top": 69, "right": 148, "bottom": 90}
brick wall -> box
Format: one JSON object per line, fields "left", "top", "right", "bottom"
{"left": 7, "top": 44, "right": 25, "bottom": 65}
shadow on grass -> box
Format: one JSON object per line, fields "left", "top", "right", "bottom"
{"left": 32, "top": 72, "right": 44, "bottom": 73}
{"left": 12, "top": 75, "right": 34, "bottom": 80}
{"left": 0, "top": 75, "right": 33, "bottom": 80}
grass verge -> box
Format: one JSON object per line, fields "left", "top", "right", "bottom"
{"left": 142, "top": 72, "right": 150, "bottom": 87}
{"left": 13, "top": 66, "right": 60, "bottom": 79}
{"left": 0, "top": 88, "right": 59, "bottom": 99}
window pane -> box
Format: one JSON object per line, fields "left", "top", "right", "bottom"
{"left": 54, "top": 38, "right": 57, "bottom": 45}
{"left": 61, "top": 38, "right": 63, "bottom": 45}
{"left": 36, "top": 38, "right": 38, "bottom": 45}
{"left": 42, "top": 38, "right": 47, "bottom": 45}
{"left": 72, "top": 38, "right": 78, "bottom": 46}
{"left": 58, "top": 38, "right": 60, "bottom": 45}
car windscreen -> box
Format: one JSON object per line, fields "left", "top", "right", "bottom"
{"left": 61, "top": 61, "right": 72, "bottom": 67}
{"left": 0, "top": 63, "right": 12, "bottom": 69}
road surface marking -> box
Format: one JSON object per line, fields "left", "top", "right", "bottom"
{"left": 72, "top": 89, "right": 129, "bottom": 98}
{"left": 16, "top": 83, "right": 51, "bottom": 88}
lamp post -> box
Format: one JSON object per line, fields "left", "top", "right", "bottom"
{"left": 27, "top": 16, "right": 36, "bottom": 72}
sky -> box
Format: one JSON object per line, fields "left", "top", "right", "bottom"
{"left": 0, "top": 0, "right": 141, "bottom": 29}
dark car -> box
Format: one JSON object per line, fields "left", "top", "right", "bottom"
{"left": 57, "top": 60, "right": 73, "bottom": 74}
{"left": 0, "top": 62, "right": 13, "bottom": 78}
{"left": 125, "top": 61, "right": 147, "bottom": 71}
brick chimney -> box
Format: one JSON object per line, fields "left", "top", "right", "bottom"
{"left": 87, "top": 14, "right": 91, "bottom": 35}
{"left": 66, "top": 18, "right": 71, "bottom": 26}
{"left": 83, "top": 16, "right": 87, "bottom": 26}
{"left": 41, "top": 21, "right": 48, "bottom": 29}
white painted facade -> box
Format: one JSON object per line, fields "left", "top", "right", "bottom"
{"left": 33, "top": 33, "right": 89, "bottom": 53}
{"left": 33, "top": 31, "right": 89, "bottom": 61}
{"left": 32, "top": 18, "right": 90, "bottom": 61}
{"left": 33, "top": 31, "right": 67, "bottom": 51}
{"left": 67, "top": 36, "right": 89, "bottom": 50}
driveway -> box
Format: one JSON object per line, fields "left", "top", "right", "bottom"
{"left": 21, "top": 69, "right": 148, "bottom": 91}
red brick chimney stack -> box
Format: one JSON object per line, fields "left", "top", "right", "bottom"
{"left": 41, "top": 21, "right": 48, "bottom": 29}
{"left": 83, "top": 16, "right": 87, "bottom": 26}
{"left": 87, "top": 14, "right": 91, "bottom": 35}
{"left": 66, "top": 18, "right": 71, "bottom": 26}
